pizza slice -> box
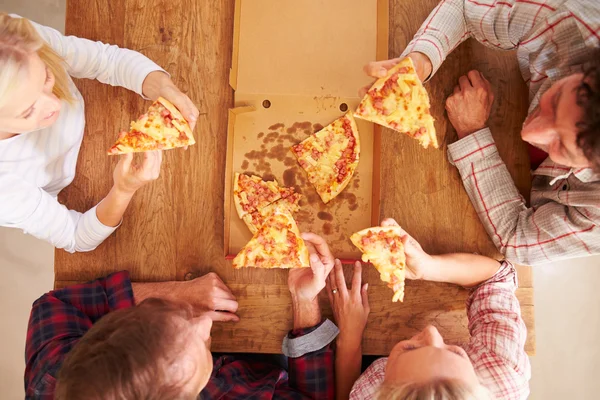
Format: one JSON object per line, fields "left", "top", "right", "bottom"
{"left": 108, "top": 97, "right": 196, "bottom": 155}
{"left": 291, "top": 112, "right": 360, "bottom": 203}
{"left": 350, "top": 226, "right": 407, "bottom": 302}
{"left": 242, "top": 193, "right": 302, "bottom": 234}
{"left": 354, "top": 57, "right": 438, "bottom": 149}
{"left": 233, "top": 173, "right": 296, "bottom": 219}
{"left": 233, "top": 211, "right": 310, "bottom": 269}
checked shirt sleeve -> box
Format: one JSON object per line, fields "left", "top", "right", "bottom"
{"left": 464, "top": 261, "right": 531, "bottom": 400}
{"left": 449, "top": 128, "right": 600, "bottom": 266}
{"left": 24, "top": 271, "right": 134, "bottom": 398}
{"left": 402, "top": 0, "right": 535, "bottom": 80}
{"left": 285, "top": 322, "right": 335, "bottom": 400}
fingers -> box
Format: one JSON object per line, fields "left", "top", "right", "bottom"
{"left": 358, "top": 83, "right": 372, "bottom": 98}
{"left": 351, "top": 261, "right": 363, "bottom": 297}
{"left": 363, "top": 58, "right": 400, "bottom": 78}
{"left": 361, "top": 283, "right": 370, "bottom": 312}
{"left": 458, "top": 75, "right": 472, "bottom": 91}
{"left": 333, "top": 259, "right": 348, "bottom": 297}
{"left": 301, "top": 233, "right": 333, "bottom": 270}
{"left": 210, "top": 297, "right": 239, "bottom": 314}
{"left": 119, "top": 152, "right": 134, "bottom": 171}
{"left": 326, "top": 274, "right": 335, "bottom": 306}
{"left": 467, "top": 70, "right": 483, "bottom": 87}
{"left": 204, "top": 311, "right": 240, "bottom": 322}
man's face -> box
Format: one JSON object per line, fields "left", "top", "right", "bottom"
{"left": 522, "top": 73, "right": 591, "bottom": 168}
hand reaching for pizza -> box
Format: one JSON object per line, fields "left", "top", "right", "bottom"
{"left": 142, "top": 71, "right": 200, "bottom": 131}
{"left": 288, "top": 233, "right": 336, "bottom": 302}
{"left": 445, "top": 70, "right": 495, "bottom": 139}
{"left": 359, "top": 51, "right": 433, "bottom": 97}
{"left": 380, "top": 218, "right": 433, "bottom": 281}
{"left": 113, "top": 150, "right": 163, "bottom": 194}
{"left": 327, "top": 260, "right": 370, "bottom": 348}
{"left": 182, "top": 272, "right": 239, "bottom": 322}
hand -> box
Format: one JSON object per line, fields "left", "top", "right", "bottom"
{"left": 359, "top": 52, "right": 433, "bottom": 97}
{"left": 381, "top": 218, "right": 433, "bottom": 281}
{"left": 113, "top": 150, "right": 163, "bottom": 194}
{"left": 327, "top": 260, "right": 370, "bottom": 348}
{"left": 288, "top": 233, "right": 335, "bottom": 302}
{"left": 181, "top": 272, "right": 239, "bottom": 322}
{"left": 445, "top": 70, "right": 494, "bottom": 139}
{"left": 142, "top": 71, "right": 200, "bottom": 131}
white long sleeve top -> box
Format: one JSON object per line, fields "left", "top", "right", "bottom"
{"left": 0, "top": 18, "right": 164, "bottom": 253}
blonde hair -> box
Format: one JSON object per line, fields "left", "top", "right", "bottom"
{"left": 376, "top": 380, "right": 492, "bottom": 400}
{"left": 0, "top": 13, "right": 74, "bottom": 110}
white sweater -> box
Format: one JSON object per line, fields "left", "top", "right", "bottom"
{"left": 0, "top": 19, "right": 164, "bottom": 253}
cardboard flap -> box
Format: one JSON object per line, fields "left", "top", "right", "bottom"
{"left": 231, "top": 0, "right": 379, "bottom": 97}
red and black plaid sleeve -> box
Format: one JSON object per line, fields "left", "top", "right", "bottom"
{"left": 24, "top": 271, "right": 134, "bottom": 399}
{"left": 285, "top": 324, "right": 335, "bottom": 400}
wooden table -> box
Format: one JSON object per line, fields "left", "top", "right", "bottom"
{"left": 58, "top": 0, "right": 534, "bottom": 354}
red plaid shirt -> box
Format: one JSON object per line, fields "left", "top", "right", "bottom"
{"left": 401, "top": 0, "right": 600, "bottom": 265}
{"left": 24, "top": 271, "right": 334, "bottom": 399}
{"left": 350, "top": 262, "right": 531, "bottom": 400}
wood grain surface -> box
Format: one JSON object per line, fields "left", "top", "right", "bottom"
{"left": 58, "top": 0, "right": 534, "bottom": 354}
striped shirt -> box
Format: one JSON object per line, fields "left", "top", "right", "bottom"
{"left": 401, "top": 0, "right": 600, "bottom": 265}
{"left": 0, "top": 18, "right": 164, "bottom": 253}
{"left": 349, "top": 262, "right": 531, "bottom": 400}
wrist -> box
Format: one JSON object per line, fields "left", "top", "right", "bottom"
{"left": 142, "top": 71, "right": 170, "bottom": 100}
{"left": 291, "top": 295, "right": 321, "bottom": 330}
{"left": 111, "top": 184, "right": 137, "bottom": 198}
{"left": 420, "top": 254, "right": 444, "bottom": 282}
{"left": 457, "top": 125, "right": 486, "bottom": 139}
{"left": 408, "top": 51, "right": 433, "bottom": 81}
{"left": 337, "top": 332, "right": 363, "bottom": 350}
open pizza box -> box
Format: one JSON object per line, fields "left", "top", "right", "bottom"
{"left": 224, "top": 0, "right": 389, "bottom": 260}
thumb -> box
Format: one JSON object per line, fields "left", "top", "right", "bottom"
{"left": 361, "top": 283, "right": 370, "bottom": 311}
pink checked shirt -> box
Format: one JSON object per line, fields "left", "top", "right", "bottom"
{"left": 349, "top": 262, "right": 531, "bottom": 400}
{"left": 400, "top": 0, "right": 600, "bottom": 266}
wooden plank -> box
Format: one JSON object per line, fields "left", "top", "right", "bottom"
{"left": 59, "top": 0, "right": 534, "bottom": 355}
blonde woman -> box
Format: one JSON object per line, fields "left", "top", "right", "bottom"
{"left": 328, "top": 218, "right": 531, "bottom": 400}
{"left": 0, "top": 14, "right": 199, "bottom": 253}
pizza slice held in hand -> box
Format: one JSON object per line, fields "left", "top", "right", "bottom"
{"left": 233, "top": 211, "right": 310, "bottom": 269}
{"left": 355, "top": 57, "right": 437, "bottom": 149}
{"left": 291, "top": 112, "right": 360, "bottom": 203}
{"left": 108, "top": 97, "right": 196, "bottom": 155}
{"left": 350, "top": 226, "right": 407, "bottom": 302}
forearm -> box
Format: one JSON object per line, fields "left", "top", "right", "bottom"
{"left": 335, "top": 339, "right": 362, "bottom": 400}
{"left": 402, "top": 0, "right": 469, "bottom": 79}
{"left": 423, "top": 253, "right": 502, "bottom": 288}
{"left": 291, "top": 296, "right": 321, "bottom": 330}
{"left": 95, "top": 186, "right": 135, "bottom": 228}
{"left": 132, "top": 281, "right": 185, "bottom": 304}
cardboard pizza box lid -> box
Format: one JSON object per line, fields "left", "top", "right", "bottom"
{"left": 225, "top": 0, "right": 388, "bottom": 259}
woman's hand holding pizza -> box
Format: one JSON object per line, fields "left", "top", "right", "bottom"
{"left": 380, "top": 218, "right": 434, "bottom": 281}
{"left": 142, "top": 71, "right": 200, "bottom": 131}
{"left": 113, "top": 150, "right": 163, "bottom": 195}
